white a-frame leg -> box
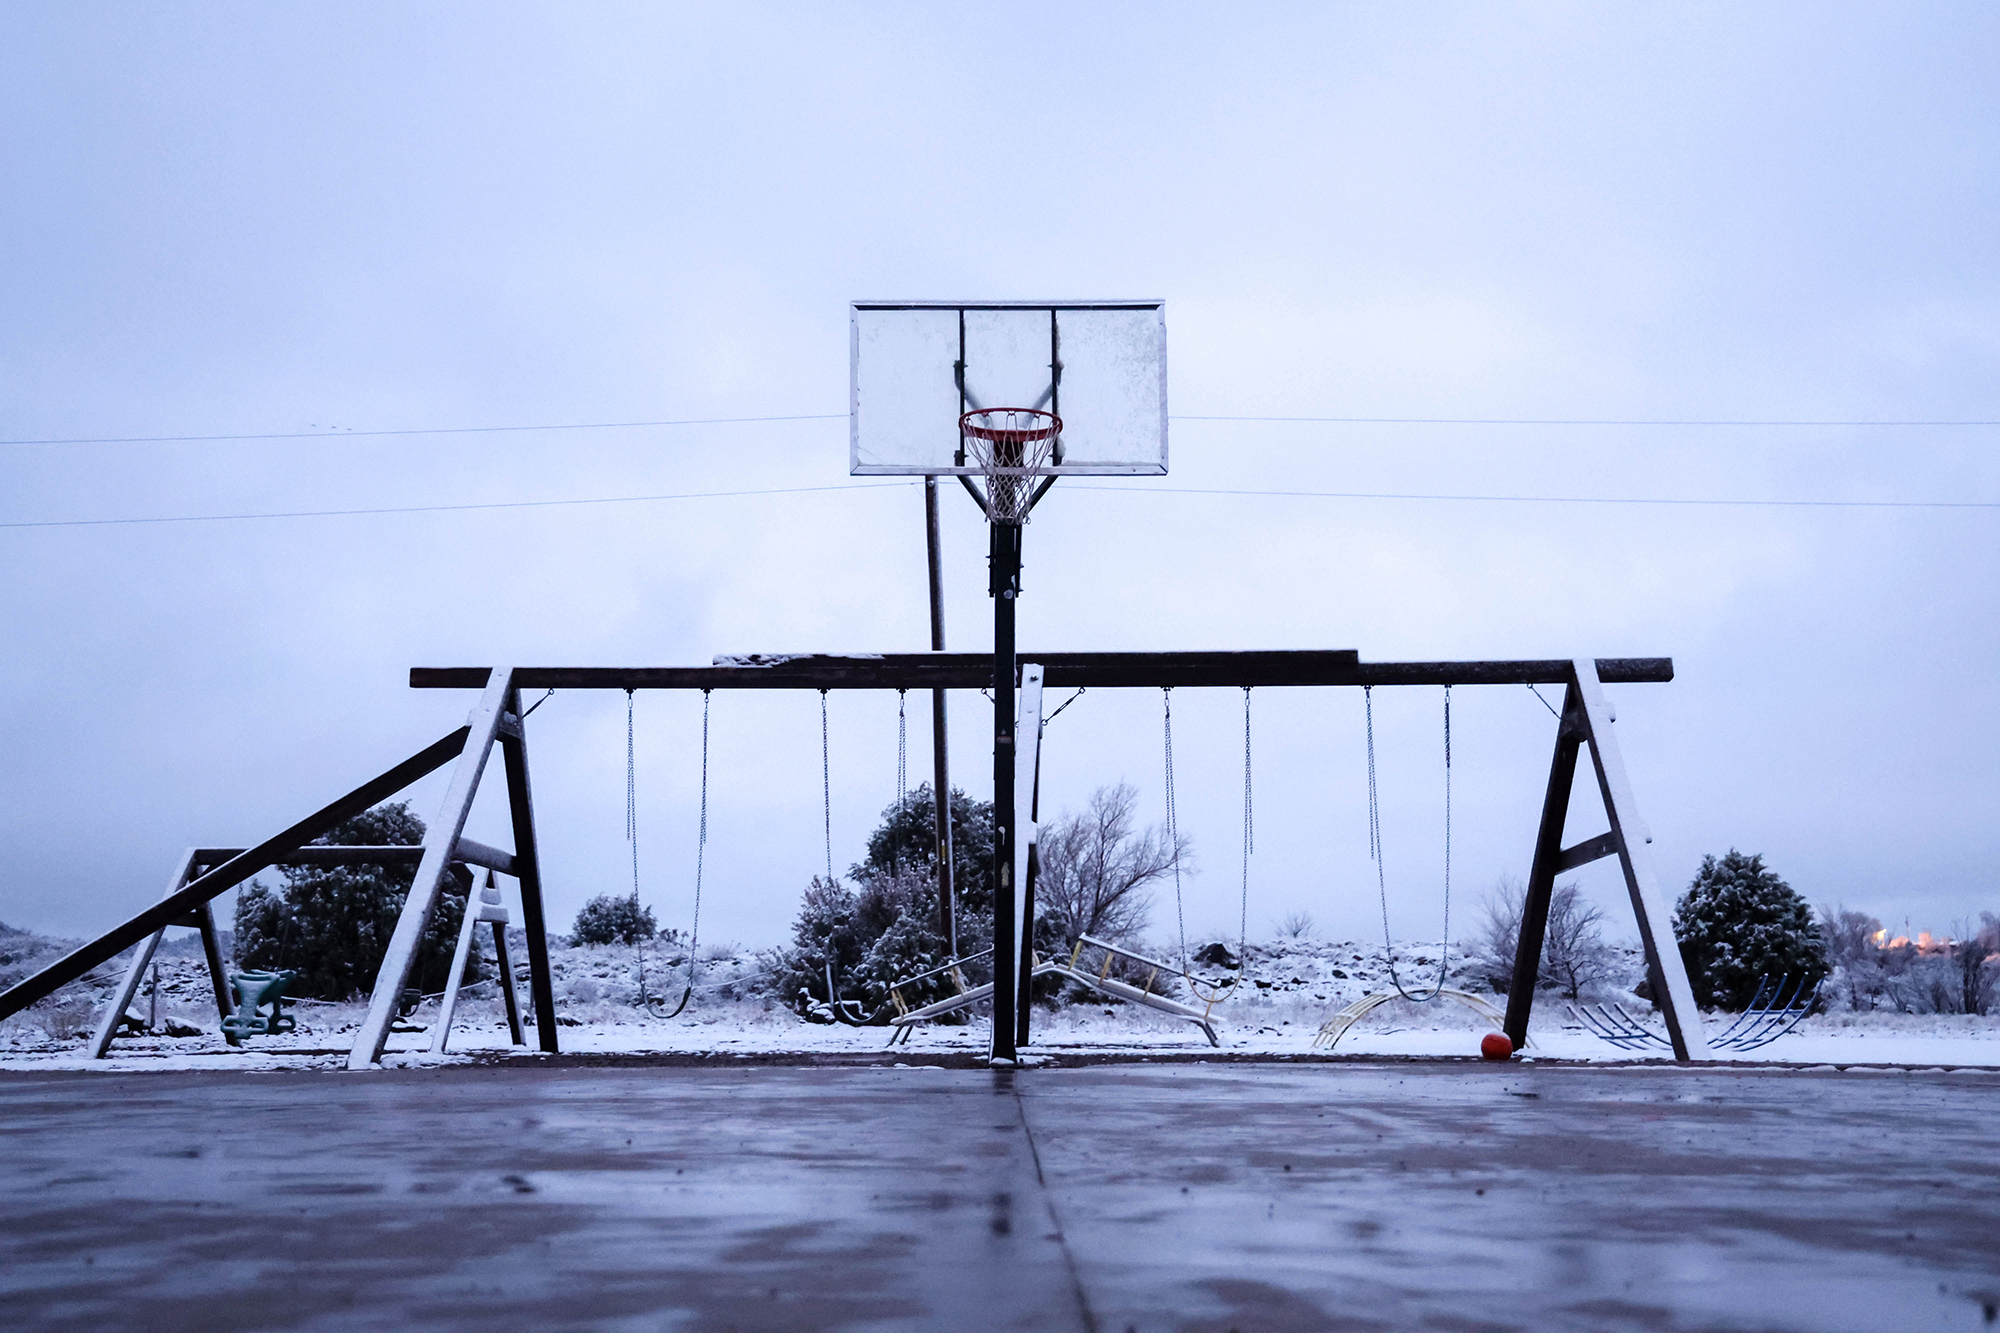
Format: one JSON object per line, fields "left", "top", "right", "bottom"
{"left": 1503, "top": 658, "right": 1709, "bottom": 1060}
{"left": 1009, "top": 662, "right": 1045, "bottom": 1049}
{"left": 347, "top": 668, "right": 555, "bottom": 1068}
{"left": 430, "top": 871, "right": 525, "bottom": 1053}
{"left": 89, "top": 849, "right": 233, "bottom": 1059}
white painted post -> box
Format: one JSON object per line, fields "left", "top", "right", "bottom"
{"left": 430, "top": 870, "right": 487, "bottom": 1053}
{"left": 1571, "top": 658, "right": 1710, "bottom": 1060}
{"left": 90, "top": 848, "right": 198, "bottom": 1059}
{"left": 347, "top": 668, "right": 516, "bottom": 1069}
{"left": 1013, "top": 663, "right": 1045, "bottom": 995}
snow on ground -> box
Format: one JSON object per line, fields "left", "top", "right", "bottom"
{"left": 6, "top": 931, "right": 1999, "bottom": 1074}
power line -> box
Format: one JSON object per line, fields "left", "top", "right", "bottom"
{"left": 1065, "top": 484, "right": 1998, "bottom": 510}
{"left": 0, "top": 413, "right": 846, "bottom": 447}
{"left": 0, "top": 481, "right": 916, "bottom": 530}
{"left": 4, "top": 478, "right": 1988, "bottom": 531}
{"left": 6, "top": 411, "right": 1998, "bottom": 448}
{"left": 1173, "top": 415, "right": 2000, "bottom": 427}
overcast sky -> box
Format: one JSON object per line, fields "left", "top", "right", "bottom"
{"left": 2, "top": 3, "right": 1995, "bottom": 960}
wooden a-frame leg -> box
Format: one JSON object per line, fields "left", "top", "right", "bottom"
{"left": 1571, "top": 659, "right": 1709, "bottom": 1059}
{"left": 1503, "top": 688, "right": 1582, "bottom": 1052}
{"left": 90, "top": 848, "right": 198, "bottom": 1058}
{"left": 500, "top": 688, "right": 560, "bottom": 1054}
{"left": 194, "top": 898, "right": 233, "bottom": 1024}
{"left": 492, "top": 918, "right": 525, "bottom": 1046}
{"left": 347, "top": 669, "right": 516, "bottom": 1070}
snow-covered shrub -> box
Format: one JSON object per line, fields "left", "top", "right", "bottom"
{"left": 773, "top": 869, "right": 966, "bottom": 1020}
{"left": 1818, "top": 905, "right": 1892, "bottom": 1011}
{"left": 571, "top": 894, "right": 657, "bottom": 947}
{"left": 1955, "top": 915, "right": 1999, "bottom": 1016}
{"left": 771, "top": 785, "right": 997, "bottom": 1021}
{"left": 1674, "top": 850, "right": 1826, "bottom": 1011}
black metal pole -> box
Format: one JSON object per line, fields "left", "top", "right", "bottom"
{"left": 924, "top": 478, "right": 956, "bottom": 956}
{"left": 989, "top": 519, "right": 1021, "bottom": 1064}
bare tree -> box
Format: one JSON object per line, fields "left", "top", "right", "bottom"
{"left": 1274, "top": 910, "right": 1315, "bottom": 941}
{"left": 1541, "top": 884, "right": 1618, "bottom": 1000}
{"left": 1035, "top": 783, "right": 1188, "bottom": 949}
{"left": 1469, "top": 874, "right": 1617, "bottom": 1000}
{"left": 1470, "top": 874, "right": 1526, "bottom": 993}
{"left": 1817, "top": 904, "right": 1888, "bottom": 1011}
{"left": 1956, "top": 914, "right": 1998, "bottom": 1017}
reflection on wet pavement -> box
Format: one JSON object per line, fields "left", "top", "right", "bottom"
{"left": 1, "top": 1062, "right": 1995, "bottom": 1331}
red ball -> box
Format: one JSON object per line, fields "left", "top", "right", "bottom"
{"left": 1480, "top": 1032, "right": 1515, "bottom": 1061}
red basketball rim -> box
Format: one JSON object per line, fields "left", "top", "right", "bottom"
{"left": 959, "top": 408, "right": 1062, "bottom": 447}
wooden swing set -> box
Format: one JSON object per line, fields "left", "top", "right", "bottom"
{"left": 0, "top": 650, "right": 1711, "bottom": 1065}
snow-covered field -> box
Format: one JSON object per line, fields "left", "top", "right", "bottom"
{"left": 6, "top": 932, "right": 1998, "bottom": 1074}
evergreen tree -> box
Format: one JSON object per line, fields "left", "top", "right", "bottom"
{"left": 234, "top": 803, "right": 473, "bottom": 1000}
{"left": 1674, "top": 850, "right": 1826, "bottom": 1011}
{"left": 774, "top": 785, "right": 996, "bottom": 1020}
{"left": 858, "top": 783, "right": 995, "bottom": 917}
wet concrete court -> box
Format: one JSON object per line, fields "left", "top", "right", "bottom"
{"left": 2, "top": 1059, "right": 1996, "bottom": 1332}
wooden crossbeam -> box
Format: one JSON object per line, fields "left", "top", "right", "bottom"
{"left": 1553, "top": 831, "right": 1621, "bottom": 874}
{"left": 411, "top": 653, "right": 1673, "bottom": 692}
{"left": 189, "top": 839, "right": 517, "bottom": 877}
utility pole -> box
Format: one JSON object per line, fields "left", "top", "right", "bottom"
{"left": 923, "top": 478, "right": 955, "bottom": 956}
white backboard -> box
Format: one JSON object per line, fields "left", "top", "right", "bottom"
{"left": 850, "top": 301, "right": 1168, "bottom": 475}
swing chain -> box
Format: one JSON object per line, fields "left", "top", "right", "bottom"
{"left": 1442, "top": 685, "right": 1451, "bottom": 981}
{"left": 1367, "top": 685, "right": 1453, "bottom": 1003}
{"left": 895, "top": 689, "right": 908, "bottom": 812}
{"left": 1164, "top": 688, "right": 1187, "bottom": 977}
{"left": 820, "top": 689, "right": 834, "bottom": 883}
{"left": 628, "top": 688, "right": 713, "bottom": 1020}
{"left": 626, "top": 689, "right": 652, "bottom": 1009}
{"left": 1240, "top": 686, "right": 1252, "bottom": 969}
{"left": 688, "top": 689, "right": 708, "bottom": 983}
{"left": 626, "top": 690, "right": 641, "bottom": 904}
{"left": 891, "top": 689, "right": 909, "bottom": 873}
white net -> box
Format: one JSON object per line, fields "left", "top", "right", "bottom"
{"left": 961, "top": 409, "right": 1061, "bottom": 524}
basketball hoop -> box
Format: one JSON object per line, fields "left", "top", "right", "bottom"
{"left": 959, "top": 408, "right": 1062, "bottom": 524}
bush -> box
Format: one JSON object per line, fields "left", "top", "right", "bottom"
{"left": 233, "top": 803, "right": 473, "bottom": 1000}
{"left": 775, "top": 868, "right": 963, "bottom": 1020}
{"left": 1674, "top": 850, "right": 1826, "bottom": 1011}
{"left": 572, "top": 894, "right": 657, "bottom": 946}
{"left": 1955, "top": 915, "right": 1999, "bottom": 1016}
{"left": 772, "top": 785, "right": 998, "bottom": 1021}
{"left": 1817, "top": 905, "right": 1891, "bottom": 1011}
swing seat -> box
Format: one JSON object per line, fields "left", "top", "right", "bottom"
{"left": 1311, "top": 988, "right": 1526, "bottom": 1050}
{"left": 389, "top": 986, "right": 427, "bottom": 1033}
{"left": 886, "top": 961, "right": 1066, "bottom": 1041}
{"left": 221, "top": 969, "right": 298, "bottom": 1046}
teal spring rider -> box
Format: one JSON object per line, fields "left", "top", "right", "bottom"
{"left": 221, "top": 969, "right": 298, "bottom": 1046}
